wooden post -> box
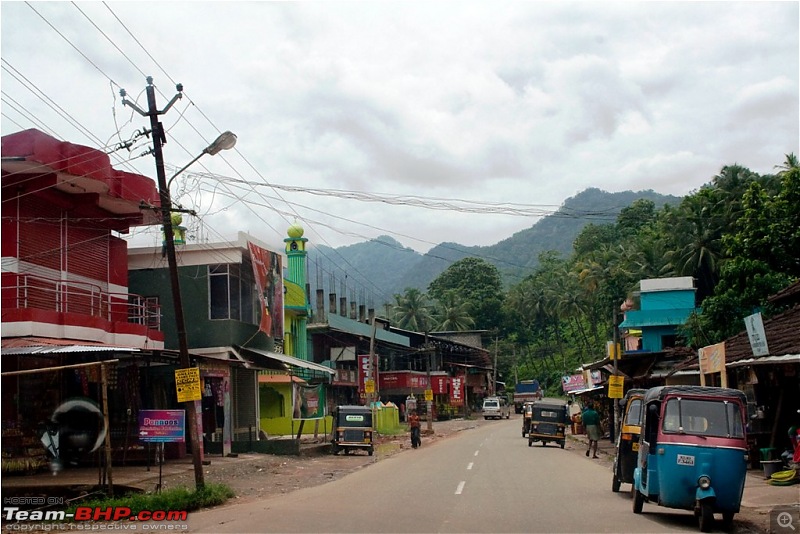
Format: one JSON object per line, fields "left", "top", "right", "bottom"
{"left": 100, "top": 363, "right": 114, "bottom": 496}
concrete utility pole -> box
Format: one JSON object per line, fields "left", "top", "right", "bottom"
{"left": 424, "top": 332, "right": 433, "bottom": 432}
{"left": 122, "top": 77, "right": 204, "bottom": 489}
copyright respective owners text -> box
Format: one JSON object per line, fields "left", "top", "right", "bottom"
{"left": 771, "top": 505, "right": 800, "bottom": 534}
{"left": 3, "top": 523, "right": 188, "bottom": 531}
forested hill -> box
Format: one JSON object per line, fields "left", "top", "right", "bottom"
{"left": 306, "top": 188, "right": 682, "bottom": 301}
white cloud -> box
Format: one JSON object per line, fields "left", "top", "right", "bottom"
{"left": 1, "top": 1, "right": 797, "bottom": 256}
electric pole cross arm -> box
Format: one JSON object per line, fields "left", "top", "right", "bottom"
{"left": 120, "top": 77, "right": 183, "bottom": 118}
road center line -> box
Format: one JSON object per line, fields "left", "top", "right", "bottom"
{"left": 455, "top": 481, "right": 466, "bottom": 495}
{"left": 474, "top": 450, "right": 479, "bottom": 456}
{"left": 467, "top": 462, "right": 474, "bottom": 470}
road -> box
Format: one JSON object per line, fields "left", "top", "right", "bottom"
{"left": 188, "top": 418, "right": 730, "bottom": 533}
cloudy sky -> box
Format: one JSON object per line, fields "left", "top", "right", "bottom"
{"left": 2, "top": 2, "right": 798, "bottom": 255}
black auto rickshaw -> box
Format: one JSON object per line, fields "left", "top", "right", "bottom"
{"left": 527, "top": 398, "right": 568, "bottom": 448}
{"left": 331, "top": 405, "right": 374, "bottom": 456}
{"left": 611, "top": 388, "right": 646, "bottom": 492}
{"left": 521, "top": 401, "right": 534, "bottom": 437}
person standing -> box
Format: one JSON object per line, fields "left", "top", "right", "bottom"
{"left": 582, "top": 402, "right": 601, "bottom": 458}
{"left": 408, "top": 409, "right": 421, "bottom": 448}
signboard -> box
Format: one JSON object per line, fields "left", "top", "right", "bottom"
{"left": 698, "top": 342, "right": 726, "bottom": 375}
{"left": 432, "top": 376, "right": 449, "bottom": 395}
{"left": 561, "top": 374, "right": 586, "bottom": 393}
{"left": 424, "top": 389, "right": 433, "bottom": 401}
{"left": 365, "top": 379, "right": 375, "bottom": 394}
{"left": 357, "top": 354, "right": 370, "bottom": 394}
{"left": 608, "top": 376, "right": 624, "bottom": 399}
{"left": 247, "top": 241, "right": 284, "bottom": 340}
{"left": 175, "top": 367, "right": 201, "bottom": 402}
{"left": 450, "top": 375, "right": 465, "bottom": 406}
{"left": 607, "top": 341, "right": 622, "bottom": 360}
{"left": 745, "top": 312, "right": 770, "bottom": 357}
{"left": 139, "top": 409, "right": 185, "bottom": 443}
{"left": 292, "top": 383, "right": 326, "bottom": 420}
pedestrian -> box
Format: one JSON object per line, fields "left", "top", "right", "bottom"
{"left": 582, "top": 402, "right": 602, "bottom": 458}
{"left": 408, "top": 409, "right": 421, "bottom": 448}
{"left": 400, "top": 402, "right": 406, "bottom": 423}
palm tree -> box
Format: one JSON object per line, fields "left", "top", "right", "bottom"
{"left": 775, "top": 152, "right": 799, "bottom": 175}
{"left": 391, "top": 288, "right": 434, "bottom": 332}
{"left": 432, "top": 291, "right": 475, "bottom": 331}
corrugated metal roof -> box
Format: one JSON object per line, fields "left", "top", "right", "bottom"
{"left": 2, "top": 345, "right": 139, "bottom": 355}
{"left": 727, "top": 353, "right": 800, "bottom": 368}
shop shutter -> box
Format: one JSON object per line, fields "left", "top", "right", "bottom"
{"left": 233, "top": 367, "right": 257, "bottom": 442}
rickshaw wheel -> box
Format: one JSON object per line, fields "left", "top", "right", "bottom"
{"left": 528, "top": 439, "right": 533, "bottom": 447}
{"left": 612, "top": 475, "right": 621, "bottom": 493}
{"left": 368, "top": 447, "right": 374, "bottom": 456}
{"left": 332, "top": 445, "right": 340, "bottom": 455}
{"left": 699, "top": 501, "right": 714, "bottom": 533}
{"left": 560, "top": 441, "right": 565, "bottom": 449}
{"left": 721, "top": 511, "right": 734, "bottom": 529}
{"left": 632, "top": 489, "right": 644, "bottom": 514}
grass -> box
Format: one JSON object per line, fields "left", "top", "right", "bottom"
{"left": 65, "top": 483, "right": 234, "bottom": 517}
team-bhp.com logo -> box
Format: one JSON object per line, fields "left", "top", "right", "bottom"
{"left": 3, "top": 506, "right": 188, "bottom": 527}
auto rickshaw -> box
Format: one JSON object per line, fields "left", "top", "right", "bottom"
{"left": 632, "top": 386, "right": 748, "bottom": 532}
{"left": 331, "top": 405, "right": 374, "bottom": 456}
{"left": 521, "top": 401, "right": 534, "bottom": 437}
{"left": 612, "top": 388, "right": 646, "bottom": 492}
{"left": 527, "top": 398, "right": 568, "bottom": 448}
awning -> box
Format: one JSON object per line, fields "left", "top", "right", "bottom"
{"left": 237, "top": 347, "right": 335, "bottom": 376}
{"left": 727, "top": 353, "right": 800, "bottom": 368}
{"left": 569, "top": 386, "right": 604, "bottom": 396}
{"left": 1, "top": 337, "right": 140, "bottom": 355}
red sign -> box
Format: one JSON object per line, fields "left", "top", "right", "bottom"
{"left": 378, "top": 371, "right": 429, "bottom": 390}
{"left": 450, "top": 375, "right": 464, "bottom": 406}
{"left": 248, "top": 241, "right": 284, "bottom": 340}
{"left": 432, "top": 376, "right": 449, "bottom": 395}
{"left": 357, "top": 354, "right": 370, "bottom": 394}
{"left": 561, "top": 374, "right": 586, "bottom": 393}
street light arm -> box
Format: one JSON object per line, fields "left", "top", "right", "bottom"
{"left": 166, "top": 131, "right": 237, "bottom": 190}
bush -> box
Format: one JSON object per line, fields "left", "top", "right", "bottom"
{"left": 66, "top": 483, "right": 234, "bottom": 517}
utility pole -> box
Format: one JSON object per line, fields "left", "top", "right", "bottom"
{"left": 368, "top": 316, "right": 377, "bottom": 405}
{"left": 424, "top": 332, "right": 433, "bottom": 432}
{"left": 612, "top": 306, "right": 620, "bottom": 443}
{"left": 492, "top": 334, "right": 498, "bottom": 396}
{"left": 122, "top": 77, "right": 204, "bottom": 489}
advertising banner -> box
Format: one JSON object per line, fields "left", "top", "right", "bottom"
{"left": 292, "top": 383, "right": 326, "bottom": 420}
{"left": 357, "top": 354, "right": 370, "bottom": 395}
{"left": 247, "top": 241, "right": 284, "bottom": 340}
{"left": 450, "top": 375, "right": 465, "bottom": 406}
{"left": 561, "top": 374, "right": 586, "bottom": 393}
{"left": 138, "top": 410, "right": 185, "bottom": 443}
{"left": 608, "top": 376, "right": 624, "bottom": 399}
{"left": 432, "top": 375, "right": 449, "bottom": 395}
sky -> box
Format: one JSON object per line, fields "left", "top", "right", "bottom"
{"left": 1, "top": 1, "right": 798, "bottom": 256}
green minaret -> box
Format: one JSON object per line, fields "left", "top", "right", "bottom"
{"left": 283, "top": 222, "right": 309, "bottom": 361}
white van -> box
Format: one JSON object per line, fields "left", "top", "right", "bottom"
{"left": 483, "top": 397, "right": 511, "bottom": 420}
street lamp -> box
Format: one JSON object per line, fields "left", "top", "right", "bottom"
{"left": 168, "top": 131, "right": 237, "bottom": 189}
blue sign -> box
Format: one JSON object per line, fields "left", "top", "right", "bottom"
{"left": 138, "top": 409, "right": 185, "bottom": 443}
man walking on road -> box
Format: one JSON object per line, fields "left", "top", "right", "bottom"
{"left": 582, "top": 402, "right": 601, "bottom": 458}
{"left": 408, "top": 409, "right": 421, "bottom": 448}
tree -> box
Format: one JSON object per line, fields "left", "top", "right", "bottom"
{"left": 432, "top": 291, "right": 475, "bottom": 331}
{"left": 428, "top": 257, "right": 505, "bottom": 331}
{"left": 391, "top": 288, "right": 434, "bottom": 332}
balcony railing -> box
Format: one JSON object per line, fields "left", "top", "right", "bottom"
{"left": 2, "top": 273, "right": 160, "bottom": 330}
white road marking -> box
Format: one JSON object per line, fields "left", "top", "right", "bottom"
{"left": 474, "top": 450, "right": 479, "bottom": 456}
{"left": 467, "top": 462, "right": 474, "bottom": 470}
{"left": 455, "top": 481, "right": 466, "bottom": 494}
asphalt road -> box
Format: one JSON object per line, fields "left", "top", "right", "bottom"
{"left": 188, "top": 418, "right": 723, "bottom": 533}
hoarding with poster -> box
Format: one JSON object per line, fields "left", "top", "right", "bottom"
{"left": 450, "top": 375, "right": 465, "bottom": 406}
{"left": 561, "top": 374, "right": 586, "bottom": 393}
{"left": 247, "top": 241, "right": 284, "bottom": 341}
{"left": 292, "top": 383, "right": 326, "bottom": 420}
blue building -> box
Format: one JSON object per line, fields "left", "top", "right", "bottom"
{"left": 620, "top": 277, "right": 698, "bottom": 353}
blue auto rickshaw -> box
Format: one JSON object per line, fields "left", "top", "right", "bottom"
{"left": 632, "top": 386, "right": 748, "bottom": 532}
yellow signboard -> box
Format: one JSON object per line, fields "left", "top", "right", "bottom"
{"left": 364, "top": 379, "right": 375, "bottom": 394}
{"left": 608, "top": 375, "right": 624, "bottom": 399}
{"left": 607, "top": 341, "right": 622, "bottom": 360}
{"left": 424, "top": 389, "right": 433, "bottom": 402}
{"left": 175, "top": 367, "right": 201, "bottom": 403}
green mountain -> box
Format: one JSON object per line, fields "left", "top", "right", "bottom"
{"left": 307, "top": 188, "right": 682, "bottom": 307}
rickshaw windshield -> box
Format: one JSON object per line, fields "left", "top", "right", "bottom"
{"left": 337, "top": 412, "right": 372, "bottom": 428}
{"left": 624, "top": 399, "right": 643, "bottom": 426}
{"left": 662, "top": 398, "right": 743, "bottom": 438}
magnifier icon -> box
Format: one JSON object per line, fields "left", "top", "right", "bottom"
{"left": 778, "top": 512, "right": 796, "bottom": 531}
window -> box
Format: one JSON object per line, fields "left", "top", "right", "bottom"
{"left": 208, "top": 263, "right": 258, "bottom": 324}
{"left": 625, "top": 399, "right": 643, "bottom": 426}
